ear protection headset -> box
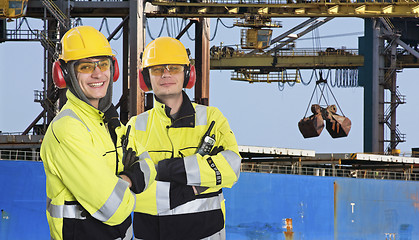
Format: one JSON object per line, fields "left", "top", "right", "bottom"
{"left": 52, "top": 57, "right": 120, "bottom": 89}
{"left": 138, "top": 64, "right": 196, "bottom": 92}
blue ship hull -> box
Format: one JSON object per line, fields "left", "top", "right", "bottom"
{"left": 1, "top": 160, "right": 419, "bottom": 239}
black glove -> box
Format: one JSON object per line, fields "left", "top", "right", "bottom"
{"left": 122, "top": 148, "right": 138, "bottom": 171}
{"left": 210, "top": 146, "right": 224, "bottom": 156}
{"left": 119, "top": 148, "right": 146, "bottom": 194}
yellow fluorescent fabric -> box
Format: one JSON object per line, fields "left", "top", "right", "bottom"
{"left": 127, "top": 98, "right": 242, "bottom": 215}
{"left": 41, "top": 91, "right": 155, "bottom": 240}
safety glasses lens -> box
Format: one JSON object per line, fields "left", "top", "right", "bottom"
{"left": 149, "top": 65, "right": 184, "bottom": 76}
{"left": 75, "top": 59, "right": 111, "bottom": 74}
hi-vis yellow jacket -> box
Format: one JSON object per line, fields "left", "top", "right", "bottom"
{"left": 41, "top": 91, "right": 156, "bottom": 240}
{"left": 127, "top": 92, "right": 242, "bottom": 239}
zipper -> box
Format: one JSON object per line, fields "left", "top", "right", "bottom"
{"left": 166, "top": 124, "right": 175, "bottom": 158}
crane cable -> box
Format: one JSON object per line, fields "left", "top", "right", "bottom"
{"left": 72, "top": 17, "right": 123, "bottom": 40}
{"left": 302, "top": 69, "right": 346, "bottom": 118}
{"left": 146, "top": 18, "right": 226, "bottom": 41}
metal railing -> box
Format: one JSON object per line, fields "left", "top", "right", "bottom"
{"left": 74, "top": 0, "right": 125, "bottom": 1}
{"left": 210, "top": 47, "right": 359, "bottom": 60}
{"left": 154, "top": 0, "right": 411, "bottom": 4}
{"left": 0, "top": 149, "right": 41, "bottom": 161}
{"left": 5, "top": 29, "right": 40, "bottom": 41}
{"left": 241, "top": 162, "right": 419, "bottom": 181}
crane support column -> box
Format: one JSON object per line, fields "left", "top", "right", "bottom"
{"left": 128, "top": 0, "right": 145, "bottom": 117}
{"left": 194, "top": 18, "right": 210, "bottom": 106}
{"left": 360, "top": 18, "right": 385, "bottom": 153}
{"left": 121, "top": 18, "right": 130, "bottom": 124}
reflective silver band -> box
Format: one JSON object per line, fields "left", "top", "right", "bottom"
{"left": 184, "top": 154, "right": 201, "bottom": 185}
{"left": 156, "top": 181, "right": 170, "bottom": 214}
{"left": 195, "top": 105, "right": 207, "bottom": 126}
{"left": 138, "top": 151, "right": 151, "bottom": 161}
{"left": 158, "top": 193, "right": 224, "bottom": 216}
{"left": 53, "top": 109, "right": 90, "bottom": 132}
{"left": 221, "top": 150, "right": 242, "bottom": 179}
{"left": 135, "top": 112, "right": 149, "bottom": 132}
{"left": 112, "top": 223, "right": 133, "bottom": 240}
{"left": 138, "top": 151, "right": 152, "bottom": 189}
{"left": 46, "top": 197, "right": 86, "bottom": 220}
{"left": 202, "top": 228, "right": 226, "bottom": 240}
{"left": 122, "top": 224, "right": 133, "bottom": 240}
{"left": 92, "top": 178, "right": 130, "bottom": 222}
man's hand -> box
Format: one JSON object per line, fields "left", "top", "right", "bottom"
{"left": 122, "top": 148, "right": 138, "bottom": 170}
{"left": 210, "top": 146, "right": 224, "bottom": 156}
{"left": 119, "top": 148, "right": 146, "bottom": 194}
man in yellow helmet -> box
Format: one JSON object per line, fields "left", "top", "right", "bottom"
{"left": 40, "top": 26, "right": 156, "bottom": 240}
{"left": 127, "top": 37, "right": 242, "bottom": 239}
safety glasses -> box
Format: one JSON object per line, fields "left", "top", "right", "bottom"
{"left": 149, "top": 64, "right": 184, "bottom": 76}
{"left": 75, "top": 58, "right": 111, "bottom": 74}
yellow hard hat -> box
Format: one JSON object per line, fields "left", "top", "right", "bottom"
{"left": 142, "top": 37, "right": 189, "bottom": 68}
{"left": 60, "top": 26, "right": 114, "bottom": 62}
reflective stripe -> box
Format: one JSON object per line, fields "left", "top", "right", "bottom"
{"left": 46, "top": 197, "right": 86, "bottom": 220}
{"left": 135, "top": 112, "right": 149, "bottom": 132}
{"left": 156, "top": 181, "right": 170, "bottom": 214}
{"left": 121, "top": 224, "right": 133, "bottom": 240}
{"left": 132, "top": 191, "right": 136, "bottom": 210}
{"left": 184, "top": 154, "right": 201, "bottom": 185}
{"left": 202, "top": 228, "right": 226, "bottom": 240}
{"left": 92, "top": 178, "right": 130, "bottom": 222}
{"left": 195, "top": 105, "right": 207, "bottom": 126}
{"left": 221, "top": 150, "right": 242, "bottom": 179}
{"left": 138, "top": 151, "right": 151, "bottom": 161}
{"left": 53, "top": 109, "right": 90, "bottom": 132}
{"left": 138, "top": 152, "right": 152, "bottom": 189}
{"left": 158, "top": 193, "right": 224, "bottom": 216}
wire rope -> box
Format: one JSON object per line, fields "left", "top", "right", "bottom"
{"left": 146, "top": 18, "right": 167, "bottom": 40}
{"left": 277, "top": 81, "right": 285, "bottom": 91}
{"left": 219, "top": 19, "right": 234, "bottom": 29}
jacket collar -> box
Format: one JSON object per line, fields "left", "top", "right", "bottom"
{"left": 66, "top": 90, "right": 104, "bottom": 120}
{"left": 154, "top": 91, "right": 195, "bottom": 128}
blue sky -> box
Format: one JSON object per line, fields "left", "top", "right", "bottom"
{"left": 1, "top": 17, "right": 418, "bottom": 154}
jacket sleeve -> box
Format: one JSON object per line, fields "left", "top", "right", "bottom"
{"left": 157, "top": 108, "right": 242, "bottom": 190}
{"left": 126, "top": 117, "right": 196, "bottom": 214}
{"left": 116, "top": 125, "right": 157, "bottom": 194}
{"left": 46, "top": 118, "right": 136, "bottom": 226}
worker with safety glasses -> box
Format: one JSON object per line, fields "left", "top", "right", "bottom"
{"left": 40, "top": 26, "right": 156, "bottom": 240}
{"left": 126, "top": 36, "right": 242, "bottom": 239}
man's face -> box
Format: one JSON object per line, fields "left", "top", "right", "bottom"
{"left": 75, "top": 57, "right": 111, "bottom": 107}
{"left": 149, "top": 64, "right": 185, "bottom": 99}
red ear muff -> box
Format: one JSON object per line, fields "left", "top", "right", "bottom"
{"left": 112, "top": 56, "right": 119, "bottom": 82}
{"left": 184, "top": 65, "right": 196, "bottom": 89}
{"left": 139, "top": 68, "right": 152, "bottom": 92}
{"left": 52, "top": 61, "right": 67, "bottom": 89}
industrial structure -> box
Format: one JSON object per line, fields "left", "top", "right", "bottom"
{"left": 1, "top": 0, "right": 419, "bottom": 191}
{"left": 2, "top": 0, "right": 419, "bottom": 155}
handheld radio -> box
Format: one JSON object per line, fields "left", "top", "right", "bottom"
{"left": 196, "top": 121, "right": 216, "bottom": 156}
{"left": 121, "top": 125, "right": 131, "bottom": 154}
